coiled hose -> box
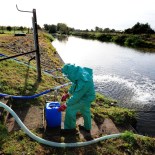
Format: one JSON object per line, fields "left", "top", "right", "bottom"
{"left": 0, "top": 101, "right": 121, "bottom": 147}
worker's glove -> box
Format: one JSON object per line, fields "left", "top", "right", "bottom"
{"left": 61, "top": 93, "right": 69, "bottom": 102}
{"left": 58, "top": 104, "right": 67, "bottom": 112}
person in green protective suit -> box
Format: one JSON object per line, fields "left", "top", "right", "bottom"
{"left": 61, "top": 64, "right": 96, "bottom": 134}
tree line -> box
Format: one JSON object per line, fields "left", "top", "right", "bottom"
{"left": 0, "top": 26, "right": 29, "bottom": 33}
{"left": 44, "top": 23, "right": 70, "bottom": 34}
{"left": 124, "top": 22, "right": 154, "bottom": 34}
{"left": 1, "top": 22, "right": 154, "bottom": 35}
{"left": 43, "top": 22, "right": 155, "bottom": 35}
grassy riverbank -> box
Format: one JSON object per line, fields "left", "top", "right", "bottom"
{"left": 71, "top": 31, "right": 155, "bottom": 52}
{"left": 0, "top": 31, "right": 155, "bottom": 154}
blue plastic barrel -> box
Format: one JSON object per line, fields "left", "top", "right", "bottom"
{"left": 45, "top": 102, "right": 61, "bottom": 128}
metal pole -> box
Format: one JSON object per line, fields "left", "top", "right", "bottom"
{"left": 16, "top": 5, "right": 42, "bottom": 82}
{"left": 32, "top": 9, "right": 42, "bottom": 82}
{"left": 0, "top": 50, "right": 36, "bottom": 61}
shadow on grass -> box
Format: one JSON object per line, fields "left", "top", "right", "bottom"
{"left": 21, "top": 61, "right": 40, "bottom": 96}
{"left": 7, "top": 61, "right": 42, "bottom": 132}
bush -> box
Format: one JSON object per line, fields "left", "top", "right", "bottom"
{"left": 96, "top": 33, "right": 112, "bottom": 42}
{"left": 112, "top": 35, "right": 127, "bottom": 45}
{"left": 124, "top": 35, "right": 144, "bottom": 47}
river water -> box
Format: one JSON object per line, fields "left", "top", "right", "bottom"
{"left": 52, "top": 36, "right": 155, "bottom": 136}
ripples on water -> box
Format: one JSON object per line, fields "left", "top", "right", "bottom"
{"left": 94, "top": 73, "right": 155, "bottom": 109}
{"left": 94, "top": 73, "right": 155, "bottom": 136}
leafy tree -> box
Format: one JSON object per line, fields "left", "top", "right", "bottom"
{"left": 124, "top": 22, "right": 155, "bottom": 34}
{"left": 6, "top": 26, "right": 12, "bottom": 31}
{"left": 0, "top": 26, "right": 4, "bottom": 33}
{"left": 95, "top": 26, "right": 99, "bottom": 32}
{"left": 95, "top": 26, "right": 102, "bottom": 32}
{"left": 110, "top": 29, "right": 116, "bottom": 33}
{"left": 49, "top": 24, "right": 57, "bottom": 33}
{"left": 43, "top": 24, "right": 57, "bottom": 33}
{"left": 57, "top": 23, "right": 69, "bottom": 34}
{"left": 37, "top": 24, "right": 42, "bottom": 30}
{"left": 44, "top": 24, "right": 49, "bottom": 31}
{"left": 124, "top": 28, "right": 132, "bottom": 34}
{"left": 68, "top": 27, "right": 74, "bottom": 32}
{"left": 103, "top": 28, "right": 110, "bottom": 33}
{"left": 68, "top": 27, "right": 74, "bottom": 34}
{"left": 19, "top": 26, "right": 24, "bottom": 32}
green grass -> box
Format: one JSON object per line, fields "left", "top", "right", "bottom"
{"left": 92, "top": 93, "right": 136, "bottom": 125}
{"left": 1, "top": 130, "right": 39, "bottom": 154}
{"left": 42, "top": 31, "right": 55, "bottom": 41}
{"left": 0, "top": 124, "right": 8, "bottom": 148}
{"left": 0, "top": 29, "right": 30, "bottom": 34}
{"left": 0, "top": 58, "right": 64, "bottom": 105}
{"left": 120, "top": 131, "right": 155, "bottom": 154}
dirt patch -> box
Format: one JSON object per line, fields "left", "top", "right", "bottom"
{"left": 6, "top": 105, "right": 43, "bottom": 132}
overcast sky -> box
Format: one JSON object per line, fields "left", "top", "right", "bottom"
{"left": 1, "top": 0, "right": 155, "bottom": 30}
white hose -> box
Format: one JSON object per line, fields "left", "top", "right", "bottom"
{"left": 0, "top": 101, "right": 121, "bottom": 147}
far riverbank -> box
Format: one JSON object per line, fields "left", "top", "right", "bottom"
{"left": 70, "top": 32, "right": 155, "bottom": 52}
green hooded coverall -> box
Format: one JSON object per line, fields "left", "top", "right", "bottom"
{"left": 62, "top": 64, "right": 96, "bottom": 130}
